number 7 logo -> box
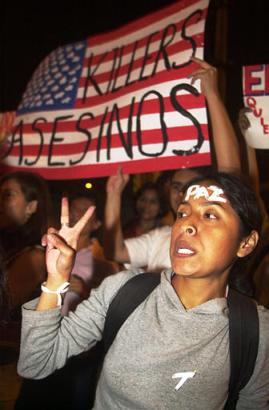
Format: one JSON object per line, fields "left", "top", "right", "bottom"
{"left": 172, "top": 371, "right": 196, "bottom": 390}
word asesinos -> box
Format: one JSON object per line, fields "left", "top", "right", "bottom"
{"left": 3, "top": 83, "right": 205, "bottom": 167}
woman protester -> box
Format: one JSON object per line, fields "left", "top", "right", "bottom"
{"left": 122, "top": 181, "right": 167, "bottom": 239}
{"left": 0, "top": 170, "right": 51, "bottom": 330}
{"left": 0, "top": 171, "right": 51, "bottom": 408}
{"left": 17, "top": 171, "right": 269, "bottom": 409}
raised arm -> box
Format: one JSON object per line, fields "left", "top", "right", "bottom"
{"left": 190, "top": 57, "right": 240, "bottom": 172}
{"left": 103, "top": 167, "right": 130, "bottom": 263}
{"left": 37, "top": 197, "right": 95, "bottom": 311}
{"left": 238, "top": 107, "right": 261, "bottom": 193}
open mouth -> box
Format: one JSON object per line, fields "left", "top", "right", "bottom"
{"left": 177, "top": 248, "right": 195, "bottom": 255}
{"left": 174, "top": 240, "right": 196, "bottom": 257}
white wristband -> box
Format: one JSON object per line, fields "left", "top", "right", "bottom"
{"left": 41, "top": 281, "right": 70, "bottom": 307}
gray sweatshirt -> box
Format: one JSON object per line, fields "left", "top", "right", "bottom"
{"left": 18, "top": 270, "right": 269, "bottom": 410}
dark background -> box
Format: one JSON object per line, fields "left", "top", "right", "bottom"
{"left": 1, "top": 1, "right": 269, "bottom": 109}
{"left": 1, "top": 0, "right": 269, "bottom": 209}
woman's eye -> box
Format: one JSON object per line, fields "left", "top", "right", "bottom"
{"left": 3, "top": 192, "right": 12, "bottom": 199}
{"left": 177, "top": 210, "right": 186, "bottom": 219}
{"left": 204, "top": 212, "right": 217, "bottom": 220}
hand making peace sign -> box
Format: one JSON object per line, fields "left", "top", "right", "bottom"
{"left": 42, "top": 197, "right": 95, "bottom": 289}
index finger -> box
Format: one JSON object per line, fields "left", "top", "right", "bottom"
{"left": 191, "top": 57, "right": 212, "bottom": 69}
{"left": 73, "top": 206, "right": 95, "bottom": 235}
{"left": 60, "top": 197, "right": 69, "bottom": 227}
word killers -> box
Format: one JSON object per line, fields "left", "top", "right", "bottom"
{"left": 82, "top": 10, "right": 203, "bottom": 100}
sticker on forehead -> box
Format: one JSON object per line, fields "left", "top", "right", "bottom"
{"left": 184, "top": 184, "right": 227, "bottom": 203}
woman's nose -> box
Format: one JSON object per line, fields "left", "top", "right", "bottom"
{"left": 185, "top": 225, "right": 196, "bottom": 235}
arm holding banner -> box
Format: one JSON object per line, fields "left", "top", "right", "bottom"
{"left": 190, "top": 57, "right": 240, "bottom": 172}
{"left": 104, "top": 168, "right": 130, "bottom": 263}
{"left": 238, "top": 107, "right": 261, "bottom": 194}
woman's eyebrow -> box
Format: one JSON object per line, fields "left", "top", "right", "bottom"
{"left": 199, "top": 201, "right": 227, "bottom": 209}
{"left": 178, "top": 201, "right": 189, "bottom": 206}
{"left": 179, "top": 201, "right": 227, "bottom": 209}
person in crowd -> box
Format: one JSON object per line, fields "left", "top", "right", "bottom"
{"left": 122, "top": 181, "right": 167, "bottom": 239}
{"left": 17, "top": 171, "right": 269, "bottom": 409}
{"left": 0, "top": 170, "right": 51, "bottom": 323}
{"left": 0, "top": 170, "right": 52, "bottom": 408}
{"left": 103, "top": 57, "right": 241, "bottom": 272}
{"left": 62, "top": 193, "right": 119, "bottom": 315}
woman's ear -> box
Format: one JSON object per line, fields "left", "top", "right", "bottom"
{"left": 237, "top": 230, "right": 259, "bottom": 258}
{"left": 26, "top": 200, "right": 38, "bottom": 217}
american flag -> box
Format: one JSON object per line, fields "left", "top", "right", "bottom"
{"left": 2, "top": 0, "right": 211, "bottom": 179}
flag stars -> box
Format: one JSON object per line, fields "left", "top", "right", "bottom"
{"left": 17, "top": 40, "right": 86, "bottom": 114}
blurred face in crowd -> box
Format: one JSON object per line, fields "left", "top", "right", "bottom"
{"left": 70, "top": 197, "right": 100, "bottom": 235}
{"left": 169, "top": 169, "right": 199, "bottom": 215}
{"left": 0, "top": 178, "right": 37, "bottom": 228}
{"left": 136, "top": 188, "right": 161, "bottom": 222}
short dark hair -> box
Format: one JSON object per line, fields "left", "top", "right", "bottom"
{"left": 69, "top": 192, "right": 97, "bottom": 206}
